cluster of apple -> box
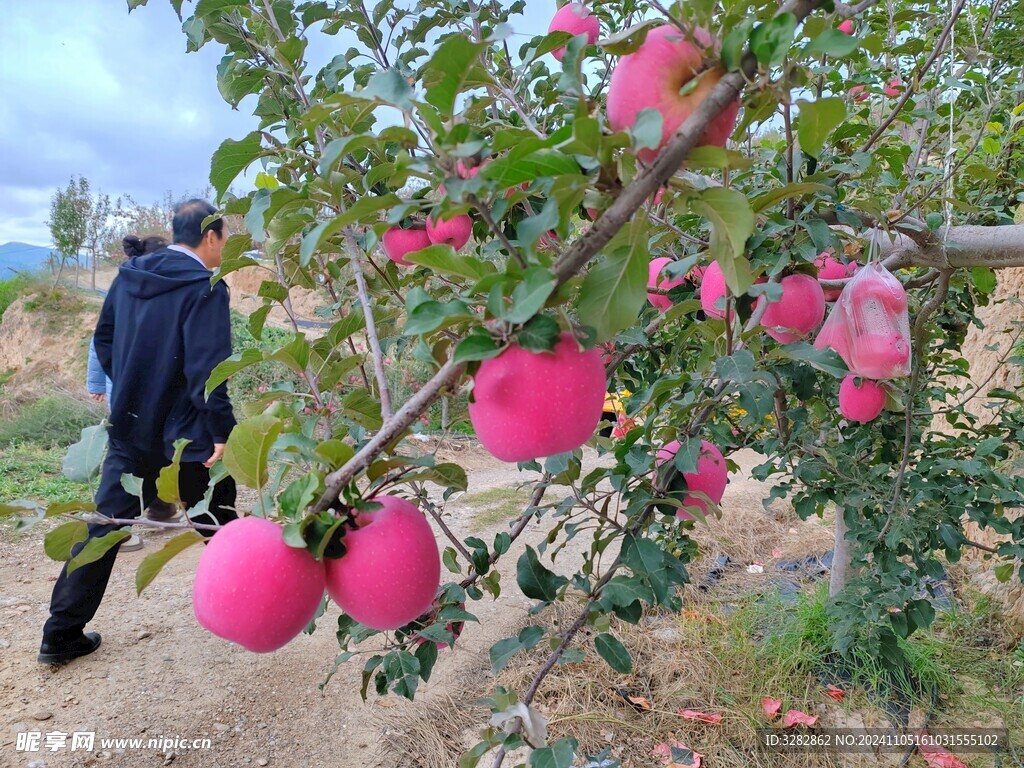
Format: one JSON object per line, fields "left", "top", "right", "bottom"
{"left": 193, "top": 497, "right": 442, "bottom": 653}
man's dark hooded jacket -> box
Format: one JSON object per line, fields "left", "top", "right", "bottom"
{"left": 94, "top": 246, "right": 235, "bottom": 463}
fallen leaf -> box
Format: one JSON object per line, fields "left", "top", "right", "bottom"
{"left": 677, "top": 709, "right": 723, "bottom": 725}
{"left": 824, "top": 684, "right": 845, "bottom": 702}
{"left": 771, "top": 548, "right": 782, "bottom": 558}
{"left": 653, "top": 739, "right": 702, "bottom": 767}
{"left": 918, "top": 734, "right": 968, "bottom": 768}
{"left": 607, "top": 687, "right": 652, "bottom": 712}
{"left": 761, "top": 697, "right": 783, "bottom": 719}
{"left": 376, "top": 698, "right": 399, "bottom": 708}
{"left": 782, "top": 709, "right": 819, "bottom": 728}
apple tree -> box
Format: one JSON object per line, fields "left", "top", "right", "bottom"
{"left": 8, "top": 0, "right": 1024, "bottom": 763}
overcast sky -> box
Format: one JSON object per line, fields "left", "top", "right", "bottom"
{"left": 0, "top": 1, "right": 553, "bottom": 246}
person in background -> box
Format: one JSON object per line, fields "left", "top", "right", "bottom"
{"left": 85, "top": 235, "right": 181, "bottom": 552}
{"left": 40, "top": 200, "right": 237, "bottom": 664}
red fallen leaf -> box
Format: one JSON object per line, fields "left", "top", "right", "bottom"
{"left": 653, "top": 739, "right": 702, "bottom": 767}
{"left": 677, "top": 709, "right": 723, "bottom": 725}
{"left": 825, "top": 684, "right": 845, "bottom": 702}
{"left": 782, "top": 709, "right": 819, "bottom": 728}
{"left": 761, "top": 697, "right": 783, "bottom": 719}
{"left": 919, "top": 736, "right": 968, "bottom": 768}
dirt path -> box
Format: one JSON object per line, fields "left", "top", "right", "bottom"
{"left": 0, "top": 448, "right": 806, "bottom": 768}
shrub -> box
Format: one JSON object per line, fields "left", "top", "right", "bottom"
{"left": 0, "top": 396, "right": 102, "bottom": 449}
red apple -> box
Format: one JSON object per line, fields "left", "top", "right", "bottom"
{"left": 548, "top": 3, "right": 600, "bottom": 62}
{"left": 325, "top": 496, "right": 441, "bottom": 631}
{"left": 698, "top": 261, "right": 767, "bottom": 318}
{"left": 655, "top": 439, "right": 727, "bottom": 521}
{"left": 850, "top": 85, "right": 869, "bottom": 102}
{"left": 837, "top": 19, "right": 855, "bottom": 34}
{"left": 193, "top": 517, "right": 326, "bottom": 653}
{"left": 426, "top": 212, "right": 472, "bottom": 249}
{"left": 648, "top": 256, "right": 686, "bottom": 311}
{"left": 382, "top": 226, "right": 431, "bottom": 266}
{"left": 838, "top": 375, "right": 885, "bottom": 422}
{"left": 884, "top": 78, "right": 903, "bottom": 97}
{"left": 469, "top": 332, "right": 606, "bottom": 462}
{"left": 757, "top": 273, "right": 826, "bottom": 344}
{"left": 607, "top": 25, "right": 739, "bottom": 162}
{"left": 815, "top": 253, "right": 849, "bottom": 301}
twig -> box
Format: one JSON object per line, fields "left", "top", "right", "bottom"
{"left": 348, "top": 239, "right": 394, "bottom": 420}
{"left": 468, "top": 193, "right": 527, "bottom": 268}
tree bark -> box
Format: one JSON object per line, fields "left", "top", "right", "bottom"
{"left": 830, "top": 507, "right": 852, "bottom": 598}
{"left": 881, "top": 224, "right": 1024, "bottom": 271}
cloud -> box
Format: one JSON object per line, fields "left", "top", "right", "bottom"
{"left": 0, "top": 1, "right": 560, "bottom": 246}
{"left": 0, "top": 1, "right": 256, "bottom": 245}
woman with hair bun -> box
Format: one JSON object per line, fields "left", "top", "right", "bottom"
{"left": 86, "top": 234, "right": 179, "bottom": 548}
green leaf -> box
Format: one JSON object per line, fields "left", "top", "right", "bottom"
{"left": 803, "top": 29, "right": 860, "bottom": 57}
{"left": 206, "top": 349, "right": 264, "bottom": 398}
{"left": 529, "top": 738, "right": 578, "bottom": 768}
{"left": 751, "top": 182, "right": 833, "bottom": 213}
{"left": 135, "top": 531, "right": 204, "bottom": 594}
{"left": 421, "top": 37, "right": 488, "bottom": 116}
{"left": 490, "top": 625, "right": 545, "bottom": 673}
{"left": 405, "top": 245, "right": 492, "bottom": 280}
{"left": 578, "top": 226, "right": 648, "bottom": 342}
{"left": 210, "top": 131, "right": 264, "bottom": 201}
{"left": 384, "top": 650, "right": 421, "bottom": 700}
{"left": 594, "top": 633, "right": 633, "bottom": 673}
{"left": 797, "top": 97, "right": 847, "bottom": 158}
{"left": 67, "top": 530, "right": 132, "bottom": 574}
{"left": 774, "top": 342, "right": 848, "bottom": 378}
{"left": 44, "top": 501, "right": 96, "bottom": 517}
{"left": 690, "top": 188, "right": 754, "bottom": 296}
{"left": 342, "top": 390, "right": 384, "bottom": 430}
{"left": 244, "top": 188, "right": 272, "bottom": 243}
{"left": 622, "top": 535, "right": 669, "bottom": 603}
{"left": 405, "top": 299, "right": 472, "bottom": 336}
{"left": 517, "top": 547, "right": 568, "bottom": 602}
{"left": 750, "top": 13, "right": 798, "bottom": 67}
{"left": 517, "top": 315, "right": 562, "bottom": 352}
{"left": 506, "top": 268, "right": 556, "bottom": 324}
{"left": 223, "top": 414, "right": 283, "bottom": 489}
{"left": 632, "top": 108, "right": 663, "bottom": 154}
{"left": 359, "top": 68, "right": 413, "bottom": 110}
{"left": 598, "top": 20, "right": 657, "bottom": 55}
{"left": 62, "top": 424, "right": 108, "bottom": 484}
{"left": 480, "top": 150, "right": 580, "bottom": 187}
{"left": 315, "top": 439, "right": 355, "bottom": 470}
{"left": 44, "top": 520, "right": 89, "bottom": 561}
{"left": 994, "top": 562, "right": 1014, "bottom": 583}
{"left": 722, "top": 19, "right": 755, "bottom": 72}
{"left": 121, "top": 473, "right": 143, "bottom": 499}
{"left": 454, "top": 332, "right": 504, "bottom": 364}
{"left": 970, "top": 266, "right": 997, "bottom": 296}
{"left": 516, "top": 198, "right": 561, "bottom": 253}
{"left": 156, "top": 439, "right": 191, "bottom": 505}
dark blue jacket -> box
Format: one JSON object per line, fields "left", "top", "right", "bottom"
{"left": 94, "top": 246, "right": 236, "bottom": 463}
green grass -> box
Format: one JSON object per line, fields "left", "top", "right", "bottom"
{"left": 0, "top": 274, "right": 29, "bottom": 321}
{"left": 0, "top": 396, "right": 102, "bottom": 449}
{"left": 462, "top": 486, "right": 529, "bottom": 531}
{"left": 680, "top": 585, "right": 1024, "bottom": 744}
{"left": 0, "top": 443, "right": 90, "bottom": 505}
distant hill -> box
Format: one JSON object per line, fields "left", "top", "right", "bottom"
{"left": 0, "top": 242, "right": 92, "bottom": 277}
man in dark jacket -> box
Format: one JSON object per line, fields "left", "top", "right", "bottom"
{"left": 39, "top": 199, "right": 238, "bottom": 664}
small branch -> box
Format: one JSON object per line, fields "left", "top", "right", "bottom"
{"left": 348, "top": 240, "right": 394, "bottom": 420}
{"left": 859, "top": 0, "right": 968, "bottom": 155}
{"left": 468, "top": 193, "right": 527, "bottom": 268}
{"left": 414, "top": 483, "right": 473, "bottom": 561}
{"left": 81, "top": 512, "right": 220, "bottom": 532}
{"left": 311, "top": 359, "right": 465, "bottom": 512}
{"left": 964, "top": 538, "right": 999, "bottom": 554}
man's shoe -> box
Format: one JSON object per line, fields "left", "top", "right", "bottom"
{"left": 146, "top": 500, "right": 183, "bottom": 523}
{"left": 120, "top": 534, "right": 144, "bottom": 552}
{"left": 38, "top": 632, "right": 102, "bottom": 664}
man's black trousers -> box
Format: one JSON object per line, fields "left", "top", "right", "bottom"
{"left": 42, "top": 439, "right": 237, "bottom": 642}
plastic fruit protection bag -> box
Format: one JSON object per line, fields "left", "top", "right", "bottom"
{"left": 814, "top": 261, "right": 911, "bottom": 379}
